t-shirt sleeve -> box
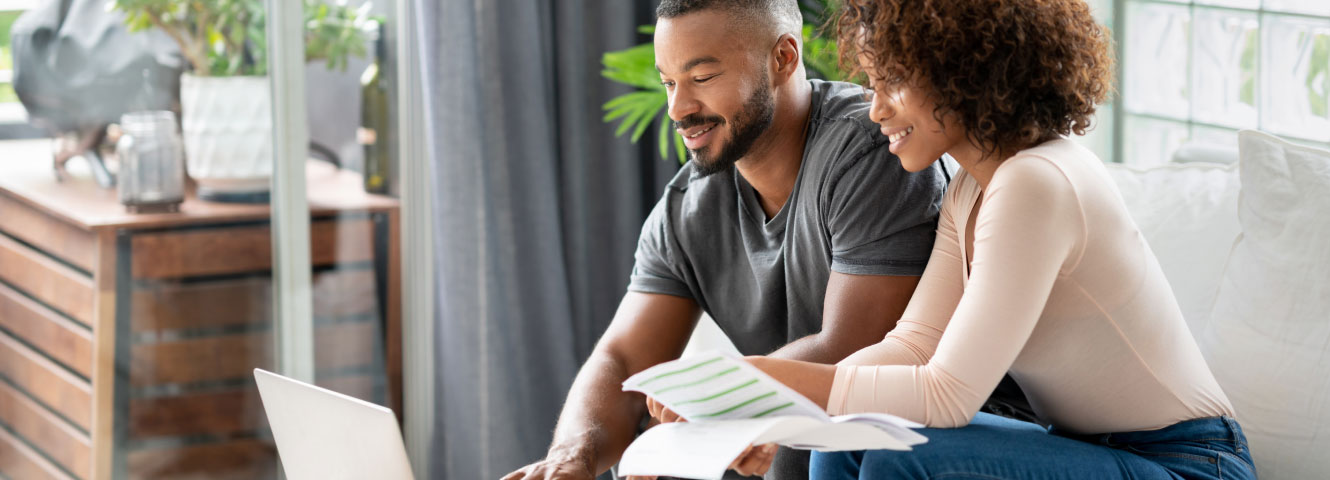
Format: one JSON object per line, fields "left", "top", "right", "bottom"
{"left": 825, "top": 145, "right": 944, "bottom": 276}
{"left": 627, "top": 193, "right": 694, "bottom": 299}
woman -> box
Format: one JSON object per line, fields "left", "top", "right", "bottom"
{"left": 675, "top": 0, "right": 1257, "bottom": 477}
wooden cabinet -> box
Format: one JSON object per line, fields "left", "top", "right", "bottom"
{"left": 0, "top": 146, "right": 401, "bottom": 480}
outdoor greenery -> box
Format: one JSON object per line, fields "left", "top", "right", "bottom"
{"left": 108, "top": 0, "right": 378, "bottom": 77}
{"left": 601, "top": 1, "right": 849, "bottom": 164}
{"left": 1, "top": 10, "right": 22, "bottom": 103}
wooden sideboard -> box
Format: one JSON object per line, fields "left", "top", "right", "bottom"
{"left": 0, "top": 141, "right": 401, "bottom": 479}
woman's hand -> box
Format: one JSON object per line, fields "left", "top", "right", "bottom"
{"left": 645, "top": 395, "right": 685, "bottom": 424}
{"left": 729, "top": 443, "right": 779, "bottom": 477}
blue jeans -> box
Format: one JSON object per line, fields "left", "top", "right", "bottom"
{"left": 810, "top": 413, "right": 1256, "bottom": 479}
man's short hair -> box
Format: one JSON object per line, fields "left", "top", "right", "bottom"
{"left": 656, "top": 0, "right": 803, "bottom": 38}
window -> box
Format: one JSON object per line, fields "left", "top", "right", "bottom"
{"left": 0, "top": 0, "right": 40, "bottom": 139}
{"left": 1081, "top": 0, "right": 1330, "bottom": 165}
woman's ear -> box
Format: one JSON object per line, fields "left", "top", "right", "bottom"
{"left": 770, "top": 32, "right": 802, "bottom": 85}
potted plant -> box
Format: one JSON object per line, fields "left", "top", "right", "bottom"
{"left": 109, "top": 0, "right": 376, "bottom": 201}
{"left": 601, "top": 0, "right": 851, "bottom": 164}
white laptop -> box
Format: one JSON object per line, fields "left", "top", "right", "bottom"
{"left": 254, "top": 368, "right": 415, "bottom": 480}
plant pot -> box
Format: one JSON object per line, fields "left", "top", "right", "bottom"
{"left": 180, "top": 73, "right": 273, "bottom": 202}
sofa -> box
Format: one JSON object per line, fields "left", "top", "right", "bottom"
{"left": 682, "top": 129, "right": 1330, "bottom": 478}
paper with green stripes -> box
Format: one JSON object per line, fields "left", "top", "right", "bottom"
{"left": 618, "top": 351, "right": 928, "bottom": 479}
{"left": 622, "top": 352, "right": 829, "bottom": 422}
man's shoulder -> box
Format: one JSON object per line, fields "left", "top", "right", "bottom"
{"left": 804, "top": 80, "right": 892, "bottom": 172}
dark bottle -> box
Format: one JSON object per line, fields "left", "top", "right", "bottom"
{"left": 361, "top": 22, "right": 390, "bottom": 194}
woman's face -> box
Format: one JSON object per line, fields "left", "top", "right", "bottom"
{"left": 859, "top": 57, "right": 969, "bottom": 172}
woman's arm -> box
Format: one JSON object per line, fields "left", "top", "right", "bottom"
{"left": 830, "top": 156, "right": 1084, "bottom": 427}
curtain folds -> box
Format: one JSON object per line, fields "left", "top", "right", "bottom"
{"left": 414, "top": 1, "right": 674, "bottom": 477}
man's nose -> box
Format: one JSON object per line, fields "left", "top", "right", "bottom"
{"left": 667, "top": 86, "right": 700, "bottom": 123}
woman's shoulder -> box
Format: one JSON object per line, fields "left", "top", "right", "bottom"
{"left": 991, "top": 138, "right": 1100, "bottom": 198}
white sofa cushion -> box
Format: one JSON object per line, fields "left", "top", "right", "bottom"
{"left": 1201, "top": 130, "right": 1330, "bottom": 479}
{"left": 1104, "top": 162, "right": 1241, "bottom": 336}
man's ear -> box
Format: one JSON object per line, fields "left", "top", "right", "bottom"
{"left": 770, "top": 32, "right": 802, "bottom": 85}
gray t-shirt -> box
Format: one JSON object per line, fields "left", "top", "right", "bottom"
{"left": 629, "top": 79, "right": 946, "bottom": 355}
{"left": 626, "top": 80, "right": 947, "bottom": 480}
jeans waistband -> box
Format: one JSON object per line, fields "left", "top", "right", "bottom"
{"left": 1054, "top": 416, "right": 1249, "bottom": 452}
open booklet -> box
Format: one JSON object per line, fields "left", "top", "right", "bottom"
{"left": 618, "top": 351, "right": 927, "bottom": 479}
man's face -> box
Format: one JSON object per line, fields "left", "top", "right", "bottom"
{"left": 655, "top": 11, "right": 776, "bottom": 176}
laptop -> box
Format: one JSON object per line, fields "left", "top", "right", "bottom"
{"left": 254, "top": 368, "right": 415, "bottom": 480}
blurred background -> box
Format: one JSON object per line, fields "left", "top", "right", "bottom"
{"left": 0, "top": 0, "right": 1323, "bottom": 479}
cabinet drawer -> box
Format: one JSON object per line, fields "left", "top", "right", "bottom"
{"left": 130, "top": 219, "right": 375, "bottom": 279}
{"left": 130, "top": 320, "right": 379, "bottom": 387}
{"left": 131, "top": 269, "right": 378, "bottom": 332}
{"left": 127, "top": 438, "right": 276, "bottom": 480}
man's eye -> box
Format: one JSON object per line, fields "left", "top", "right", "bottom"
{"left": 694, "top": 75, "right": 717, "bottom": 83}
{"left": 660, "top": 80, "right": 675, "bottom": 88}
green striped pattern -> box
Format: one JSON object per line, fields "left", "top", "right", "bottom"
{"left": 638, "top": 357, "right": 722, "bottom": 386}
{"left": 699, "top": 391, "right": 777, "bottom": 418}
{"left": 674, "top": 378, "right": 757, "bottom": 405}
{"left": 654, "top": 367, "right": 740, "bottom": 396}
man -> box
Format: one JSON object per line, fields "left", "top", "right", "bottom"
{"left": 506, "top": 1, "right": 1029, "bottom": 479}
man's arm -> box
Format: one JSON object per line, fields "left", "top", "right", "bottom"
{"left": 768, "top": 272, "right": 920, "bottom": 364}
{"left": 503, "top": 291, "right": 701, "bottom": 480}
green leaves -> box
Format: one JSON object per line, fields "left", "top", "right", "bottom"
{"left": 601, "top": 41, "right": 690, "bottom": 164}
{"left": 110, "top": 0, "right": 374, "bottom": 77}
{"left": 803, "top": 24, "right": 843, "bottom": 82}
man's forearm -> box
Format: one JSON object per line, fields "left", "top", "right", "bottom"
{"left": 547, "top": 351, "right": 647, "bottom": 475}
{"left": 767, "top": 332, "right": 860, "bottom": 364}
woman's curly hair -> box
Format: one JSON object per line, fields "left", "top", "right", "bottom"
{"left": 833, "top": 0, "right": 1115, "bottom": 159}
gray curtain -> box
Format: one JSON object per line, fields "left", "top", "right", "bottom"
{"left": 415, "top": 1, "right": 676, "bottom": 478}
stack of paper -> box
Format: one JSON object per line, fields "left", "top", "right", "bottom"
{"left": 618, "top": 352, "right": 927, "bottom": 479}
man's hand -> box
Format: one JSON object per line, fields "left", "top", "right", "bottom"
{"left": 644, "top": 395, "right": 685, "bottom": 424}
{"left": 729, "top": 444, "right": 778, "bottom": 477}
{"left": 502, "top": 449, "right": 596, "bottom": 480}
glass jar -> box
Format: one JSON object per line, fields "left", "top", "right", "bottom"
{"left": 117, "top": 111, "right": 186, "bottom": 213}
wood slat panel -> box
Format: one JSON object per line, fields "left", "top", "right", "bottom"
{"left": 130, "top": 219, "right": 375, "bottom": 279}
{"left": 131, "top": 321, "right": 379, "bottom": 387}
{"left": 0, "top": 194, "right": 96, "bottom": 272}
{"left": 0, "top": 333, "right": 91, "bottom": 430}
{"left": 131, "top": 269, "right": 378, "bottom": 332}
{"left": 0, "top": 382, "right": 90, "bottom": 479}
{"left": 0, "top": 426, "right": 76, "bottom": 480}
{"left": 0, "top": 235, "right": 95, "bottom": 328}
{"left": 130, "top": 374, "right": 376, "bottom": 439}
{"left": 130, "top": 389, "right": 264, "bottom": 439}
{"left": 126, "top": 439, "right": 277, "bottom": 480}
{"left": 0, "top": 282, "right": 94, "bottom": 378}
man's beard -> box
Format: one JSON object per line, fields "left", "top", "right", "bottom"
{"left": 676, "top": 78, "right": 775, "bottom": 177}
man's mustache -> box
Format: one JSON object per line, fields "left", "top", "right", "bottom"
{"left": 673, "top": 115, "right": 725, "bottom": 131}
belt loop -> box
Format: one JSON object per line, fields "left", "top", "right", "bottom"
{"left": 1223, "top": 416, "right": 1243, "bottom": 452}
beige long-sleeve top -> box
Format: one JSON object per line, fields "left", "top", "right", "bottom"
{"left": 826, "top": 139, "right": 1234, "bottom": 434}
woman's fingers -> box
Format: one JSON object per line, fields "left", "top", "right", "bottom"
{"left": 645, "top": 396, "right": 685, "bottom": 423}
{"left": 731, "top": 444, "right": 778, "bottom": 477}
{"left": 645, "top": 396, "right": 664, "bottom": 421}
